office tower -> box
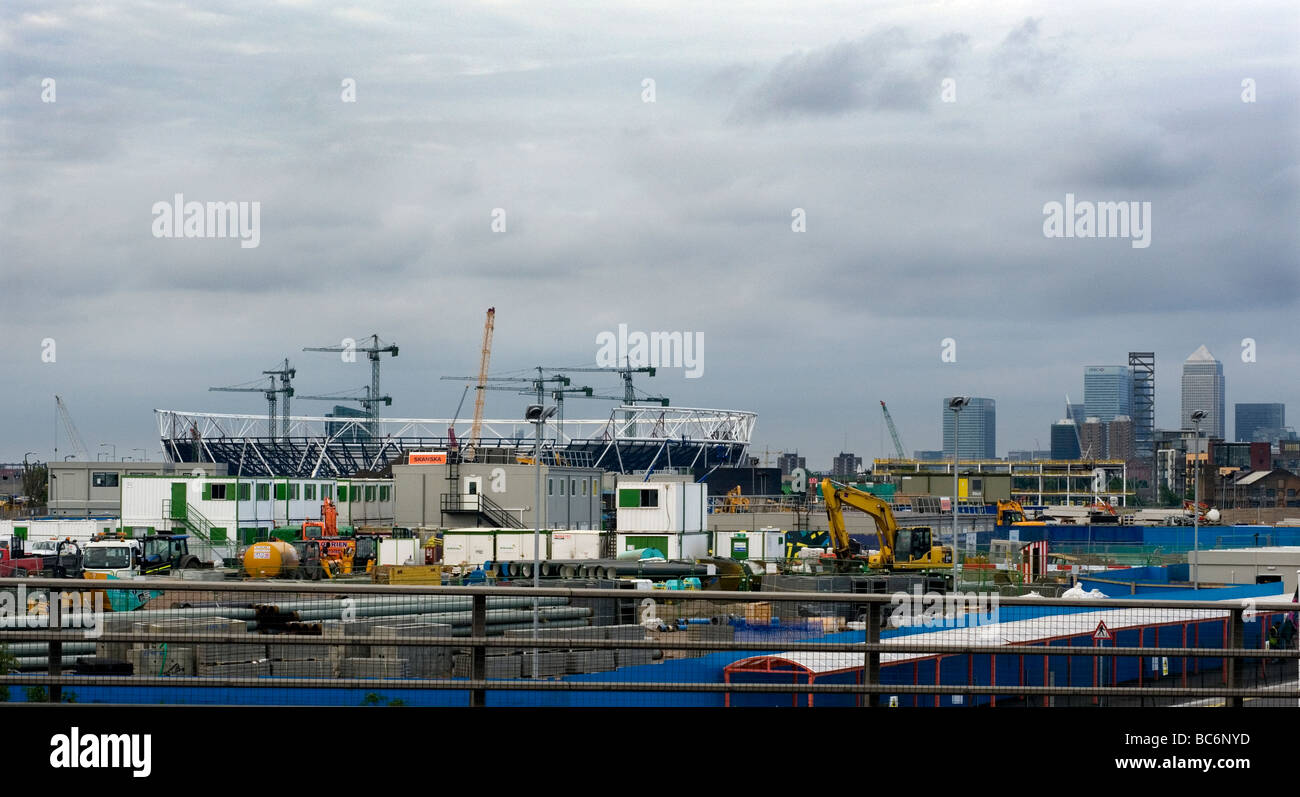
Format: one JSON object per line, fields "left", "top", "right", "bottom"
{"left": 1050, "top": 420, "right": 1081, "bottom": 460}
{"left": 1079, "top": 417, "right": 1108, "bottom": 459}
{"left": 1107, "top": 415, "right": 1135, "bottom": 463}
{"left": 832, "top": 452, "right": 862, "bottom": 476}
{"left": 1234, "top": 403, "right": 1285, "bottom": 442}
{"left": 1084, "top": 366, "right": 1133, "bottom": 422}
{"left": 942, "top": 398, "right": 996, "bottom": 459}
{"left": 1181, "top": 346, "right": 1225, "bottom": 439}
{"left": 777, "top": 452, "right": 806, "bottom": 476}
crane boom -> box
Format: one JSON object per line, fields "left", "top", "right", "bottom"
{"left": 55, "top": 395, "right": 90, "bottom": 460}
{"left": 465, "top": 308, "right": 496, "bottom": 460}
{"left": 880, "top": 400, "right": 906, "bottom": 459}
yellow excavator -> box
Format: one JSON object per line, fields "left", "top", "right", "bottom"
{"left": 995, "top": 500, "right": 1045, "bottom": 527}
{"left": 719, "top": 485, "right": 750, "bottom": 513}
{"left": 821, "top": 479, "right": 953, "bottom": 571}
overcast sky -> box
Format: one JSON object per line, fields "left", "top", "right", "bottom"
{"left": 2, "top": 0, "right": 1297, "bottom": 468}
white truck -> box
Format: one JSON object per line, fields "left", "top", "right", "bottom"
{"left": 82, "top": 537, "right": 142, "bottom": 579}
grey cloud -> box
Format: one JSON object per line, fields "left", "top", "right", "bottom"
{"left": 730, "top": 28, "right": 969, "bottom": 122}
{"left": 991, "top": 17, "right": 1067, "bottom": 96}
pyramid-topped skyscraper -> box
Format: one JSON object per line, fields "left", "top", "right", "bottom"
{"left": 1181, "top": 345, "right": 1225, "bottom": 439}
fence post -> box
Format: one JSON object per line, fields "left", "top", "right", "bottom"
{"left": 1226, "top": 606, "right": 1244, "bottom": 708}
{"left": 47, "top": 590, "right": 62, "bottom": 703}
{"left": 470, "top": 592, "right": 486, "bottom": 707}
{"left": 865, "top": 598, "right": 880, "bottom": 707}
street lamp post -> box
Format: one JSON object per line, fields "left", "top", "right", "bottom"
{"left": 1190, "top": 411, "right": 1206, "bottom": 590}
{"left": 99, "top": 443, "right": 115, "bottom": 461}
{"left": 948, "top": 397, "right": 970, "bottom": 591}
{"left": 525, "top": 403, "right": 557, "bottom": 679}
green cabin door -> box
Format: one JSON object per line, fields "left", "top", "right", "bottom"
{"left": 170, "top": 483, "right": 188, "bottom": 521}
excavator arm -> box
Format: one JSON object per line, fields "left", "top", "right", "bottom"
{"left": 820, "top": 479, "right": 896, "bottom": 562}
{"left": 820, "top": 479, "right": 952, "bottom": 571}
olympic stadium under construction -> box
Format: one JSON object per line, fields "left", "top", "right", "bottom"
{"left": 156, "top": 405, "right": 757, "bottom": 478}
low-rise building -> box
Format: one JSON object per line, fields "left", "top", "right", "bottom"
{"left": 47, "top": 461, "right": 226, "bottom": 517}
{"left": 393, "top": 456, "right": 602, "bottom": 531}
{"left": 119, "top": 473, "right": 394, "bottom": 547}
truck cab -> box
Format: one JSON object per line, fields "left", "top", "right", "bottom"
{"left": 83, "top": 538, "right": 141, "bottom": 579}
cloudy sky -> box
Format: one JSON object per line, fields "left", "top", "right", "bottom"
{"left": 2, "top": 0, "right": 1297, "bottom": 468}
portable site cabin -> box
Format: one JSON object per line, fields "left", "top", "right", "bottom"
{"left": 713, "top": 528, "right": 786, "bottom": 561}
{"left": 335, "top": 478, "right": 395, "bottom": 527}
{"left": 440, "top": 527, "right": 603, "bottom": 568}
{"left": 120, "top": 474, "right": 395, "bottom": 545}
{"left": 614, "top": 479, "right": 709, "bottom": 559}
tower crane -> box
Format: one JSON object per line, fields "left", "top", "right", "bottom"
{"left": 210, "top": 372, "right": 294, "bottom": 440}
{"left": 262, "top": 359, "right": 296, "bottom": 438}
{"left": 303, "top": 334, "right": 398, "bottom": 423}
{"left": 295, "top": 389, "right": 392, "bottom": 415}
{"left": 880, "top": 401, "right": 906, "bottom": 460}
{"left": 556, "top": 365, "right": 658, "bottom": 407}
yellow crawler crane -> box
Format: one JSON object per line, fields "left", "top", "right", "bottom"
{"left": 820, "top": 479, "right": 953, "bottom": 571}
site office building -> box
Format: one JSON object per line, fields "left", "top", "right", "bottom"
{"left": 392, "top": 459, "right": 602, "bottom": 531}
{"left": 615, "top": 477, "right": 709, "bottom": 558}
{"left": 119, "top": 474, "right": 394, "bottom": 543}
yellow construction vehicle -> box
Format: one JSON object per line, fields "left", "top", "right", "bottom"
{"left": 719, "top": 485, "right": 750, "bottom": 513}
{"left": 821, "top": 479, "right": 952, "bottom": 571}
{"left": 996, "top": 500, "right": 1045, "bottom": 527}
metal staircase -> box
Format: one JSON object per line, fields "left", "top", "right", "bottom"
{"left": 162, "top": 498, "right": 215, "bottom": 544}
{"left": 440, "top": 492, "right": 526, "bottom": 528}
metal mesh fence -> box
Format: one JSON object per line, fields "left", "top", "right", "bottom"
{"left": 1, "top": 577, "right": 1297, "bottom": 707}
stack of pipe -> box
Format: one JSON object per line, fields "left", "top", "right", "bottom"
{"left": 487, "top": 559, "right": 712, "bottom": 580}
{"left": 1, "top": 594, "right": 590, "bottom": 670}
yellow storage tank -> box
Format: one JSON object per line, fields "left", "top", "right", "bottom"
{"left": 242, "top": 540, "right": 299, "bottom": 579}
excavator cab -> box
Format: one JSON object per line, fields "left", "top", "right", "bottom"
{"left": 895, "top": 528, "right": 925, "bottom": 564}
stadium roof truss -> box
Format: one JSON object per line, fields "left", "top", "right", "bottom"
{"left": 156, "top": 406, "right": 756, "bottom": 477}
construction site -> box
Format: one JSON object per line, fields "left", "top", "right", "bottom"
{"left": 2, "top": 308, "right": 1298, "bottom": 715}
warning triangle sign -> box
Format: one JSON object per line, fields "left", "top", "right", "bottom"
{"left": 1093, "top": 621, "right": 1112, "bottom": 641}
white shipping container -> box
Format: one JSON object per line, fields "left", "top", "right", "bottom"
{"left": 440, "top": 528, "right": 593, "bottom": 567}
{"left": 550, "top": 531, "right": 602, "bottom": 559}
{"left": 378, "top": 538, "right": 421, "bottom": 566}
{"left": 0, "top": 518, "right": 116, "bottom": 546}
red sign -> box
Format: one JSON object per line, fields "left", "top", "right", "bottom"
{"left": 1093, "top": 621, "right": 1112, "bottom": 641}
{"left": 409, "top": 452, "right": 447, "bottom": 464}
